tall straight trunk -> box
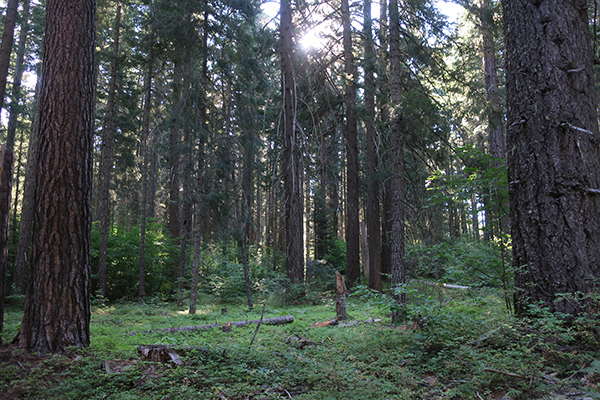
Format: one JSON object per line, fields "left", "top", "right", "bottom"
{"left": 139, "top": 52, "right": 153, "bottom": 303}
{"left": 504, "top": 0, "right": 600, "bottom": 316}
{"left": 342, "top": 0, "right": 360, "bottom": 287}
{"left": 12, "top": 63, "right": 42, "bottom": 295}
{"left": 241, "top": 130, "right": 254, "bottom": 308}
{"left": 0, "top": 0, "right": 19, "bottom": 112}
{"left": 364, "top": 0, "right": 381, "bottom": 289}
{"left": 280, "top": 0, "right": 303, "bottom": 284}
{"left": 18, "top": 0, "right": 95, "bottom": 353}
{"left": 190, "top": 12, "right": 208, "bottom": 314}
{"left": 0, "top": 146, "right": 13, "bottom": 332}
{"left": 11, "top": 130, "right": 24, "bottom": 248}
{"left": 98, "top": 3, "right": 121, "bottom": 298}
{"left": 6, "top": 0, "right": 30, "bottom": 150}
{"left": 389, "top": 0, "right": 406, "bottom": 324}
{"left": 378, "top": 0, "right": 391, "bottom": 280}
{"left": 4, "top": 0, "right": 30, "bottom": 298}
{"left": 169, "top": 63, "right": 183, "bottom": 240}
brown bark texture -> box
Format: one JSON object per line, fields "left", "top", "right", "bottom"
{"left": 503, "top": 0, "right": 600, "bottom": 315}
{"left": 0, "top": 0, "right": 19, "bottom": 113}
{"left": 364, "top": 0, "right": 382, "bottom": 290}
{"left": 342, "top": 0, "right": 360, "bottom": 287}
{"left": 18, "top": 0, "right": 95, "bottom": 353}
{"left": 389, "top": 0, "right": 406, "bottom": 324}
{"left": 280, "top": 0, "right": 304, "bottom": 285}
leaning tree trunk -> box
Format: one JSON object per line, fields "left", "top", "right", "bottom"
{"left": 341, "top": 0, "right": 361, "bottom": 288}
{"left": 503, "top": 0, "right": 600, "bottom": 316}
{"left": 280, "top": 0, "right": 304, "bottom": 285}
{"left": 18, "top": 0, "right": 95, "bottom": 353}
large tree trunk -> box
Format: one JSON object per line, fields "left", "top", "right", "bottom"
{"left": 503, "top": 0, "right": 600, "bottom": 316}
{"left": 18, "top": 0, "right": 95, "bottom": 353}
{"left": 389, "top": 0, "right": 406, "bottom": 324}
{"left": 342, "top": 0, "right": 360, "bottom": 287}
{"left": 364, "top": 0, "right": 381, "bottom": 290}
{"left": 98, "top": 3, "right": 121, "bottom": 298}
{"left": 280, "top": 0, "right": 303, "bottom": 285}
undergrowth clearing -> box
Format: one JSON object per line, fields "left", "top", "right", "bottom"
{"left": 1, "top": 284, "right": 599, "bottom": 399}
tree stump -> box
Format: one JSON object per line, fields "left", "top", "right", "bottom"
{"left": 335, "top": 271, "right": 347, "bottom": 320}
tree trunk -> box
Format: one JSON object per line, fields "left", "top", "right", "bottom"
{"left": 503, "top": 0, "right": 600, "bottom": 316}
{"left": 389, "top": 0, "right": 406, "bottom": 324}
{"left": 280, "top": 0, "right": 303, "bottom": 285}
{"left": 190, "top": 13, "right": 207, "bottom": 314}
{"left": 11, "top": 66, "right": 42, "bottom": 295}
{"left": 364, "top": 0, "right": 382, "bottom": 290}
{"left": 98, "top": 3, "right": 121, "bottom": 299}
{"left": 18, "top": 0, "right": 95, "bottom": 353}
{"left": 139, "top": 50, "right": 153, "bottom": 303}
{"left": 0, "top": 0, "right": 19, "bottom": 112}
{"left": 342, "top": 0, "right": 360, "bottom": 287}
{"left": 0, "top": 146, "right": 13, "bottom": 332}
{"left": 169, "top": 63, "right": 182, "bottom": 240}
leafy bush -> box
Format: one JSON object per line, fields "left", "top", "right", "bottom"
{"left": 91, "top": 222, "right": 179, "bottom": 301}
{"left": 406, "top": 239, "right": 511, "bottom": 288}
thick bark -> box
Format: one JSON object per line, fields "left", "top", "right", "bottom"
{"left": 364, "top": 0, "right": 381, "bottom": 289}
{"left": 280, "top": 0, "right": 303, "bottom": 284}
{"left": 342, "top": 0, "right": 360, "bottom": 287}
{"left": 98, "top": 3, "right": 121, "bottom": 298}
{"left": 0, "top": 0, "right": 19, "bottom": 112}
{"left": 0, "top": 146, "right": 13, "bottom": 332}
{"left": 389, "top": 0, "right": 406, "bottom": 324}
{"left": 503, "top": 0, "right": 600, "bottom": 315}
{"left": 18, "top": 0, "right": 95, "bottom": 353}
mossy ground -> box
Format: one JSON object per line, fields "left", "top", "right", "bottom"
{"left": 1, "top": 286, "right": 599, "bottom": 399}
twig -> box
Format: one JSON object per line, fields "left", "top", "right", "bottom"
{"left": 249, "top": 303, "right": 266, "bottom": 349}
{"left": 483, "top": 367, "right": 527, "bottom": 379}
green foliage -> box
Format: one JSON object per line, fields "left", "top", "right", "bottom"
{"left": 406, "top": 238, "right": 510, "bottom": 288}
{"left": 2, "top": 286, "right": 600, "bottom": 399}
{"left": 91, "top": 222, "right": 179, "bottom": 301}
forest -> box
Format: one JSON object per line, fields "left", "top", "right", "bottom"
{"left": 0, "top": 0, "right": 599, "bottom": 398}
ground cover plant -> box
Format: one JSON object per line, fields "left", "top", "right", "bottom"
{"left": 1, "top": 280, "right": 599, "bottom": 400}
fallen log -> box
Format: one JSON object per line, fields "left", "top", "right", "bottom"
{"left": 423, "top": 281, "right": 470, "bottom": 290}
{"left": 127, "top": 315, "right": 294, "bottom": 336}
{"left": 311, "top": 318, "right": 382, "bottom": 328}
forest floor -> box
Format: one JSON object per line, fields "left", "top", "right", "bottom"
{"left": 1, "top": 286, "right": 599, "bottom": 399}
